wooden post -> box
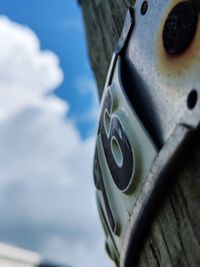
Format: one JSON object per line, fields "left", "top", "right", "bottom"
{"left": 80, "top": 1, "right": 200, "bottom": 266}
{"left": 80, "top": 0, "right": 135, "bottom": 97}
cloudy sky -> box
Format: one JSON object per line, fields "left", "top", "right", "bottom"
{"left": 0, "top": 1, "right": 114, "bottom": 267}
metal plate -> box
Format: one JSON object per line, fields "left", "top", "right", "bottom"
{"left": 93, "top": 1, "right": 200, "bottom": 266}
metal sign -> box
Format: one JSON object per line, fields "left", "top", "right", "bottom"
{"left": 93, "top": 1, "right": 200, "bottom": 266}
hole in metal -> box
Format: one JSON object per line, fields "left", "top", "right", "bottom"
{"left": 141, "top": 1, "right": 148, "bottom": 15}
{"left": 187, "top": 89, "right": 198, "bottom": 109}
{"left": 163, "top": 1, "right": 198, "bottom": 55}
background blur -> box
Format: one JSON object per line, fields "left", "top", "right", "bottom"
{"left": 0, "top": 1, "right": 114, "bottom": 267}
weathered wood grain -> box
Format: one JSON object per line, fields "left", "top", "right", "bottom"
{"left": 138, "top": 136, "right": 200, "bottom": 267}
{"left": 80, "top": 1, "right": 200, "bottom": 266}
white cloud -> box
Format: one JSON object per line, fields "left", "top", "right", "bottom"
{"left": 0, "top": 16, "right": 65, "bottom": 119}
{"left": 0, "top": 16, "right": 113, "bottom": 267}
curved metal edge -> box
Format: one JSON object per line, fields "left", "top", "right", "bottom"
{"left": 115, "top": 7, "right": 135, "bottom": 55}
{"left": 120, "top": 110, "right": 200, "bottom": 267}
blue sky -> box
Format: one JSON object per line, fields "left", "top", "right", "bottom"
{"left": 0, "top": 1, "right": 115, "bottom": 267}
{"left": 0, "top": 0, "right": 97, "bottom": 139}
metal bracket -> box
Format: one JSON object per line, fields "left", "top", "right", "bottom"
{"left": 93, "top": 1, "right": 200, "bottom": 266}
